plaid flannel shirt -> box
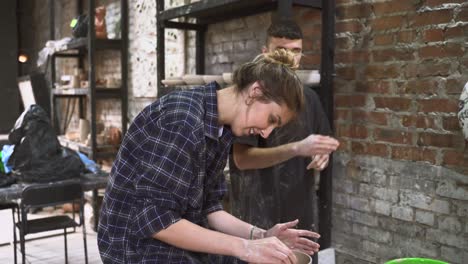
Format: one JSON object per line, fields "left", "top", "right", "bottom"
{"left": 98, "top": 82, "right": 234, "bottom": 263}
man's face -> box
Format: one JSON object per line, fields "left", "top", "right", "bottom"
{"left": 263, "top": 37, "right": 303, "bottom": 67}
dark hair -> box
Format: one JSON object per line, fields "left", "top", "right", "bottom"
{"left": 266, "top": 19, "right": 303, "bottom": 45}
{"left": 232, "top": 49, "right": 304, "bottom": 115}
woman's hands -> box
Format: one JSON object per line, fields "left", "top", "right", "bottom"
{"left": 238, "top": 236, "right": 297, "bottom": 264}
{"left": 264, "top": 219, "right": 320, "bottom": 255}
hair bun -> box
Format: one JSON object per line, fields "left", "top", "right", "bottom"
{"left": 263, "top": 49, "right": 298, "bottom": 70}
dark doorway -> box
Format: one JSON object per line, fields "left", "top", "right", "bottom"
{"left": 0, "top": 0, "right": 19, "bottom": 133}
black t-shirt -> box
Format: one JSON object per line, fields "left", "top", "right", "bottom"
{"left": 229, "top": 86, "right": 331, "bottom": 230}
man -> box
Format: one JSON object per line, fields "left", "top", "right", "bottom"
{"left": 229, "top": 19, "right": 338, "bottom": 233}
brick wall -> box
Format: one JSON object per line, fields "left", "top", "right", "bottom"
{"left": 333, "top": 0, "right": 468, "bottom": 263}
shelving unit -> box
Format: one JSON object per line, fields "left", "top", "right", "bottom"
{"left": 156, "top": 0, "right": 335, "bottom": 249}
{"left": 49, "top": 0, "right": 128, "bottom": 231}
{"left": 49, "top": 0, "right": 128, "bottom": 160}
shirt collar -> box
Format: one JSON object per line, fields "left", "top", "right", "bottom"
{"left": 203, "top": 82, "right": 222, "bottom": 140}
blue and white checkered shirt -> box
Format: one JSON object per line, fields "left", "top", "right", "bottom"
{"left": 98, "top": 82, "right": 234, "bottom": 263}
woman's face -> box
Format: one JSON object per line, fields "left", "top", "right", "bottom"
{"left": 231, "top": 84, "right": 294, "bottom": 138}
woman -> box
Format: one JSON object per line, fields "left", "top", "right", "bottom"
{"left": 98, "top": 50, "right": 320, "bottom": 263}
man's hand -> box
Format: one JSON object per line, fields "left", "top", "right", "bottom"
{"left": 264, "top": 219, "right": 320, "bottom": 255}
{"left": 295, "top": 135, "right": 339, "bottom": 157}
{"left": 306, "top": 154, "right": 329, "bottom": 170}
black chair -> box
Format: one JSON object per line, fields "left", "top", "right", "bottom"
{"left": 0, "top": 202, "right": 18, "bottom": 263}
{"left": 15, "top": 182, "right": 88, "bottom": 264}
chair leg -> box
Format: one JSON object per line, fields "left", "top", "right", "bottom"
{"left": 64, "top": 228, "right": 68, "bottom": 264}
{"left": 11, "top": 208, "right": 17, "bottom": 264}
{"left": 82, "top": 220, "right": 88, "bottom": 264}
{"left": 19, "top": 229, "right": 25, "bottom": 264}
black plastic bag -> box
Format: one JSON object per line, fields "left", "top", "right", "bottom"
{"left": 72, "top": 14, "right": 89, "bottom": 38}
{"left": 7, "top": 105, "right": 84, "bottom": 183}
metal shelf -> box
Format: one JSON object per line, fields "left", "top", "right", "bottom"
{"left": 159, "top": 0, "right": 321, "bottom": 25}
{"left": 52, "top": 88, "right": 123, "bottom": 98}
{"left": 54, "top": 38, "right": 123, "bottom": 54}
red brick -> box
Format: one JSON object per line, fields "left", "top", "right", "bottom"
{"left": 374, "top": 128, "right": 412, "bottom": 144}
{"left": 372, "top": 49, "right": 414, "bottom": 62}
{"left": 300, "top": 9, "right": 321, "bottom": 22}
{"left": 443, "top": 150, "right": 468, "bottom": 167}
{"left": 336, "top": 51, "right": 370, "bottom": 64}
{"left": 336, "top": 67, "right": 356, "bottom": 80}
{"left": 352, "top": 141, "right": 389, "bottom": 157}
{"left": 344, "top": 124, "right": 369, "bottom": 139}
{"left": 458, "top": 7, "right": 468, "bottom": 21}
{"left": 424, "top": 0, "right": 466, "bottom": 8}
{"left": 446, "top": 78, "right": 467, "bottom": 94}
{"left": 404, "top": 62, "right": 452, "bottom": 78}
{"left": 336, "top": 4, "right": 373, "bottom": 20}
{"left": 423, "top": 28, "right": 444, "bottom": 42}
{"left": 355, "top": 81, "right": 391, "bottom": 94}
{"left": 335, "top": 109, "right": 350, "bottom": 121}
{"left": 365, "top": 64, "right": 400, "bottom": 79}
{"left": 412, "top": 10, "right": 453, "bottom": 27}
{"left": 302, "top": 24, "right": 322, "bottom": 39}
{"left": 373, "top": 1, "right": 418, "bottom": 16}
{"left": 446, "top": 25, "right": 465, "bottom": 39}
{"left": 351, "top": 141, "right": 366, "bottom": 155}
{"left": 400, "top": 79, "right": 439, "bottom": 94}
{"left": 417, "top": 132, "right": 460, "bottom": 148}
{"left": 374, "top": 97, "right": 412, "bottom": 111}
{"left": 335, "top": 94, "right": 367, "bottom": 108}
{"left": 374, "top": 34, "right": 394, "bottom": 46}
{"left": 336, "top": 21, "right": 363, "bottom": 33}
{"left": 301, "top": 53, "right": 321, "bottom": 67}
{"left": 352, "top": 110, "right": 388, "bottom": 125}
{"left": 397, "top": 30, "right": 416, "bottom": 43}
{"left": 417, "top": 99, "right": 458, "bottom": 113}
{"left": 419, "top": 43, "right": 464, "bottom": 58}
{"left": 367, "top": 143, "right": 389, "bottom": 157}
{"left": 442, "top": 116, "right": 461, "bottom": 131}
{"left": 371, "top": 16, "right": 406, "bottom": 31}
{"left": 391, "top": 146, "right": 436, "bottom": 164}
{"left": 401, "top": 115, "right": 438, "bottom": 129}
{"left": 349, "top": 124, "right": 368, "bottom": 139}
{"left": 334, "top": 79, "right": 353, "bottom": 93}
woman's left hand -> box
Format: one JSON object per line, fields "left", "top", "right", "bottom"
{"left": 265, "top": 219, "right": 320, "bottom": 255}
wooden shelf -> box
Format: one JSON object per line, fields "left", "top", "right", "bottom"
{"left": 159, "top": 0, "right": 321, "bottom": 25}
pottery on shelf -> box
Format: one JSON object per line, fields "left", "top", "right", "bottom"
{"left": 182, "top": 74, "right": 205, "bottom": 85}
{"left": 222, "top": 73, "right": 233, "bottom": 84}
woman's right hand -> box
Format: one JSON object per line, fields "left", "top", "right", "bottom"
{"left": 238, "top": 237, "right": 297, "bottom": 264}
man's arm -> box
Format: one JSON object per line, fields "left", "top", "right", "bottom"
{"left": 232, "top": 134, "right": 339, "bottom": 170}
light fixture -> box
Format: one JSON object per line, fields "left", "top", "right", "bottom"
{"left": 18, "top": 54, "right": 28, "bottom": 63}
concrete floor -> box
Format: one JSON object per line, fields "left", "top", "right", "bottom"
{"left": 0, "top": 204, "right": 101, "bottom": 264}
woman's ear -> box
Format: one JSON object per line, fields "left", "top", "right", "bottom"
{"left": 248, "top": 81, "right": 264, "bottom": 99}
